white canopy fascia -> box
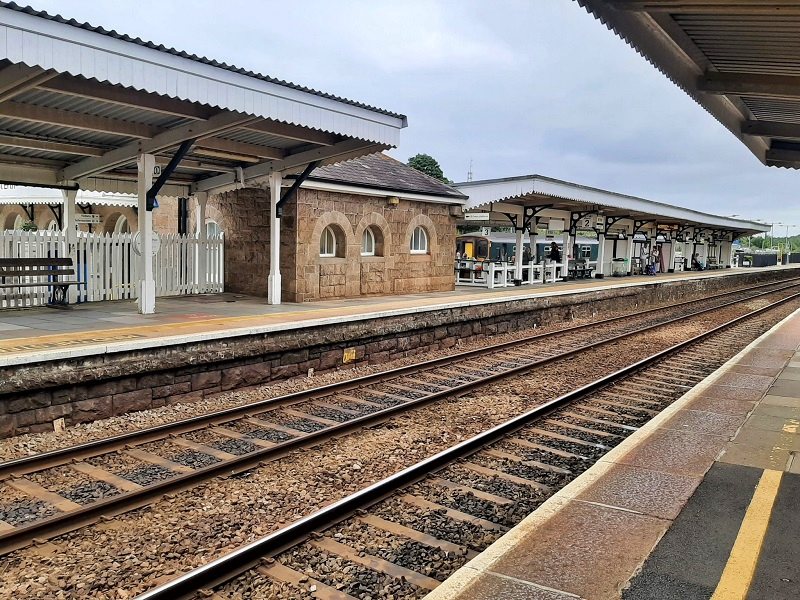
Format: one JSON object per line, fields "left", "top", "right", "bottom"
{"left": 456, "top": 175, "right": 770, "bottom": 233}
{"left": 0, "top": 6, "right": 406, "bottom": 146}
{"left": 0, "top": 185, "right": 136, "bottom": 206}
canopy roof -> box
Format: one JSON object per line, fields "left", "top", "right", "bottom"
{"left": 579, "top": 1, "right": 800, "bottom": 169}
{"left": 0, "top": 2, "right": 407, "bottom": 196}
{"left": 456, "top": 174, "right": 769, "bottom": 236}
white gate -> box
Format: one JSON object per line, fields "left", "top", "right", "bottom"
{"left": 0, "top": 229, "right": 224, "bottom": 308}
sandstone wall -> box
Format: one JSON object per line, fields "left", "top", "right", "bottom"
{"left": 289, "top": 189, "right": 458, "bottom": 302}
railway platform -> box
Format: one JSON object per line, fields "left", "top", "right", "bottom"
{"left": 426, "top": 305, "right": 800, "bottom": 600}
{"left": 0, "top": 266, "right": 795, "bottom": 366}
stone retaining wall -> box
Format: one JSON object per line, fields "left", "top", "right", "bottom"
{"left": 0, "top": 269, "right": 795, "bottom": 438}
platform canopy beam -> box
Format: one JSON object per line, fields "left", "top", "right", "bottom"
{"left": 579, "top": 0, "right": 800, "bottom": 169}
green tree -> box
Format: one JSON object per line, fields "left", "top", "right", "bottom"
{"left": 407, "top": 153, "right": 450, "bottom": 183}
{"left": 20, "top": 220, "right": 37, "bottom": 232}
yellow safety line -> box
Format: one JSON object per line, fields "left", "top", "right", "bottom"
{"left": 711, "top": 468, "right": 784, "bottom": 600}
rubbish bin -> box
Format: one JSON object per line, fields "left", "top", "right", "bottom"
{"left": 611, "top": 258, "right": 627, "bottom": 277}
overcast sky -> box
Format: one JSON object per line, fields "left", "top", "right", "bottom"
{"left": 26, "top": 0, "right": 800, "bottom": 234}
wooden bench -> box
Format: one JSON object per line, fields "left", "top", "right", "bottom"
{"left": 0, "top": 258, "right": 80, "bottom": 307}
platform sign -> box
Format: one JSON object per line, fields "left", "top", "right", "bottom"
{"left": 464, "top": 212, "right": 491, "bottom": 222}
{"left": 342, "top": 347, "right": 357, "bottom": 364}
{"left": 75, "top": 213, "right": 101, "bottom": 224}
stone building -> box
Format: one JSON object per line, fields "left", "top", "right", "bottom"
{"left": 0, "top": 153, "right": 466, "bottom": 303}
{"left": 207, "top": 153, "right": 466, "bottom": 301}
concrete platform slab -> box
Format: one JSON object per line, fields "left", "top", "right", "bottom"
{"left": 487, "top": 500, "right": 668, "bottom": 600}
{"left": 0, "top": 266, "right": 796, "bottom": 368}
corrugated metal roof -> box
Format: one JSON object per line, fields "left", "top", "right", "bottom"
{"left": 0, "top": 2, "right": 405, "bottom": 120}
{"left": 13, "top": 88, "right": 189, "bottom": 127}
{"left": 456, "top": 174, "right": 769, "bottom": 234}
{"left": 578, "top": 1, "right": 800, "bottom": 169}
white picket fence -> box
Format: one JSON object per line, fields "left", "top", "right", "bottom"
{"left": 0, "top": 229, "right": 224, "bottom": 308}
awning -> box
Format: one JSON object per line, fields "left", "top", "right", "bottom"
{"left": 456, "top": 174, "right": 769, "bottom": 236}
{"left": 578, "top": 1, "right": 800, "bottom": 169}
{"left": 0, "top": 2, "right": 407, "bottom": 195}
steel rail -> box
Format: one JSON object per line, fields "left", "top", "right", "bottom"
{"left": 134, "top": 291, "right": 800, "bottom": 600}
{"left": 2, "top": 276, "right": 797, "bottom": 479}
{"left": 0, "top": 282, "right": 796, "bottom": 555}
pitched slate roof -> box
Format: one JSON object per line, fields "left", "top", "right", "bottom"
{"left": 308, "top": 153, "right": 467, "bottom": 200}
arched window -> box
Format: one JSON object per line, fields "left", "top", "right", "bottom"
{"left": 12, "top": 214, "right": 24, "bottom": 230}
{"left": 46, "top": 220, "right": 59, "bottom": 232}
{"left": 410, "top": 226, "right": 429, "bottom": 254}
{"left": 361, "top": 227, "right": 375, "bottom": 256}
{"left": 206, "top": 220, "right": 221, "bottom": 238}
{"left": 114, "top": 215, "right": 130, "bottom": 234}
{"left": 320, "top": 225, "right": 337, "bottom": 257}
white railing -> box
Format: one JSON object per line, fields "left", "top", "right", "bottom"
{"left": 0, "top": 229, "right": 224, "bottom": 308}
{"left": 455, "top": 260, "right": 566, "bottom": 289}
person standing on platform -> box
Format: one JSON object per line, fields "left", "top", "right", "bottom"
{"left": 548, "top": 242, "right": 561, "bottom": 262}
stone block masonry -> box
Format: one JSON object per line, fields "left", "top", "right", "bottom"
{"left": 0, "top": 269, "right": 793, "bottom": 438}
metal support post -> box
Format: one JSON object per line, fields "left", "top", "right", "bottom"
{"left": 61, "top": 189, "right": 78, "bottom": 303}
{"left": 624, "top": 234, "right": 634, "bottom": 275}
{"left": 137, "top": 153, "right": 156, "bottom": 314}
{"left": 195, "top": 192, "right": 208, "bottom": 293}
{"left": 267, "top": 171, "right": 283, "bottom": 304}
{"left": 596, "top": 233, "right": 605, "bottom": 278}
{"left": 514, "top": 227, "right": 524, "bottom": 283}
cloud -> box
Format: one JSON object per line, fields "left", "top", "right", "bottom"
{"left": 21, "top": 0, "right": 800, "bottom": 225}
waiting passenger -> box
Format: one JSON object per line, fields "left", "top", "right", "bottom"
{"left": 691, "top": 253, "right": 704, "bottom": 271}
{"left": 548, "top": 242, "right": 561, "bottom": 263}
{"left": 523, "top": 246, "right": 532, "bottom": 265}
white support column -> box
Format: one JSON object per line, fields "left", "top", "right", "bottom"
{"left": 596, "top": 233, "right": 605, "bottom": 278}
{"left": 624, "top": 235, "right": 634, "bottom": 275}
{"left": 267, "top": 170, "right": 283, "bottom": 305}
{"left": 720, "top": 240, "right": 732, "bottom": 267}
{"left": 61, "top": 189, "right": 78, "bottom": 303}
{"left": 195, "top": 192, "right": 208, "bottom": 293}
{"left": 514, "top": 227, "right": 524, "bottom": 282}
{"left": 667, "top": 241, "right": 677, "bottom": 272}
{"left": 137, "top": 153, "right": 156, "bottom": 314}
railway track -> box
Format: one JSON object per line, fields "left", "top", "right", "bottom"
{"left": 0, "top": 278, "right": 798, "bottom": 556}
{"left": 136, "top": 288, "right": 800, "bottom": 600}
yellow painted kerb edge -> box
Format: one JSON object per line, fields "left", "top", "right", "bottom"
{"left": 711, "top": 468, "right": 783, "bottom": 600}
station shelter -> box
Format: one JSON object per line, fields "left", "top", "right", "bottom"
{"left": 0, "top": 4, "right": 407, "bottom": 313}
{"left": 454, "top": 174, "right": 769, "bottom": 288}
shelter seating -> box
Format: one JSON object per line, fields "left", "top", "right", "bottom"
{"left": 567, "top": 259, "right": 594, "bottom": 280}
{"left": 0, "top": 258, "right": 79, "bottom": 307}
{"left": 706, "top": 258, "right": 723, "bottom": 270}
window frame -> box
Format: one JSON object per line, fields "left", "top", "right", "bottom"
{"left": 361, "top": 226, "right": 376, "bottom": 256}
{"left": 320, "top": 225, "right": 337, "bottom": 258}
{"left": 410, "top": 225, "right": 429, "bottom": 254}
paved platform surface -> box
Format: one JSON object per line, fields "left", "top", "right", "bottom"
{"left": 0, "top": 266, "right": 793, "bottom": 367}
{"left": 426, "top": 307, "right": 800, "bottom": 600}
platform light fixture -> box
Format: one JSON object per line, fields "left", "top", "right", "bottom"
{"left": 386, "top": 196, "right": 400, "bottom": 206}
